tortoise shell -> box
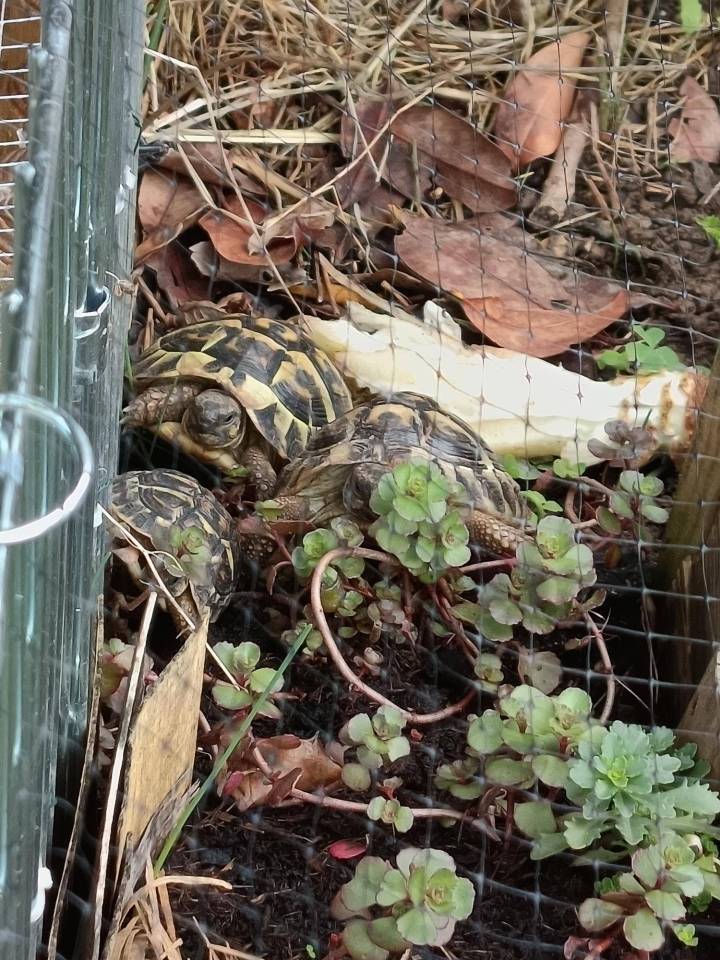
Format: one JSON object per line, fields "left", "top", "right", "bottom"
{"left": 276, "top": 392, "right": 526, "bottom": 523}
{"left": 109, "top": 469, "right": 239, "bottom": 621}
{"left": 132, "top": 316, "right": 353, "bottom": 459}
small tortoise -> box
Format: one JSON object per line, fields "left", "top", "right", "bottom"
{"left": 123, "top": 316, "right": 353, "bottom": 496}
{"left": 108, "top": 469, "right": 239, "bottom": 626}
{"left": 271, "top": 393, "right": 530, "bottom": 554}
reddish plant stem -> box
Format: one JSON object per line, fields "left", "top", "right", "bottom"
{"left": 293, "top": 788, "right": 491, "bottom": 834}
{"left": 565, "top": 485, "right": 581, "bottom": 523}
{"left": 460, "top": 557, "right": 516, "bottom": 574}
{"left": 249, "top": 745, "right": 492, "bottom": 836}
{"left": 310, "top": 547, "right": 475, "bottom": 725}
{"left": 584, "top": 613, "right": 616, "bottom": 724}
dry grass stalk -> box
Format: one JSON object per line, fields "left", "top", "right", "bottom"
{"left": 105, "top": 861, "right": 244, "bottom": 960}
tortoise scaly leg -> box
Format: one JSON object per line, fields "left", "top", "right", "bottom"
{"left": 122, "top": 382, "right": 204, "bottom": 427}
{"left": 468, "top": 512, "right": 528, "bottom": 556}
{"left": 237, "top": 443, "right": 277, "bottom": 500}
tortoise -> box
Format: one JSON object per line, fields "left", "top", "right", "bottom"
{"left": 107, "top": 469, "right": 239, "bottom": 626}
{"left": 271, "top": 393, "right": 530, "bottom": 555}
{"left": 123, "top": 316, "right": 353, "bottom": 497}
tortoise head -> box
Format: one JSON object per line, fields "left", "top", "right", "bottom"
{"left": 342, "top": 462, "right": 389, "bottom": 518}
{"left": 182, "top": 389, "right": 246, "bottom": 449}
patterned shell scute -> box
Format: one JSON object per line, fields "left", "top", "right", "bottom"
{"left": 282, "top": 393, "right": 525, "bottom": 520}
{"left": 110, "top": 469, "right": 239, "bottom": 619}
{"left": 132, "top": 316, "right": 352, "bottom": 458}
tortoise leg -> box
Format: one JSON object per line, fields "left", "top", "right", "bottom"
{"left": 123, "top": 382, "right": 203, "bottom": 427}
{"left": 468, "top": 512, "right": 527, "bottom": 556}
{"left": 237, "top": 444, "right": 278, "bottom": 499}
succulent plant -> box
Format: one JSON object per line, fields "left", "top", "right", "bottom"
{"left": 576, "top": 835, "right": 720, "bottom": 955}
{"left": 453, "top": 516, "right": 601, "bottom": 640}
{"left": 162, "top": 525, "right": 213, "bottom": 584}
{"left": 434, "top": 757, "right": 483, "bottom": 801}
{"left": 331, "top": 848, "right": 475, "bottom": 958}
{"left": 596, "top": 469, "right": 669, "bottom": 536}
{"left": 563, "top": 722, "right": 720, "bottom": 848}
{"left": 211, "top": 640, "right": 284, "bottom": 719}
{"left": 527, "top": 723, "right": 720, "bottom": 863}
{"left": 434, "top": 686, "right": 595, "bottom": 806}
{"left": 366, "top": 797, "right": 414, "bottom": 833}
{"left": 292, "top": 518, "right": 365, "bottom": 580}
{"left": 340, "top": 706, "right": 410, "bottom": 785}
{"left": 368, "top": 461, "right": 471, "bottom": 583}
{"left": 100, "top": 637, "right": 157, "bottom": 713}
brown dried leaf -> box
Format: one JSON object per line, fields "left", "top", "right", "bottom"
{"left": 493, "top": 31, "right": 591, "bottom": 169}
{"left": 138, "top": 169, "right": 206, "bottom": 234}
{"left": 136, "top": 170, "right": 208, "bottom": 262}
{"left": 463, "top": 288, "right": 630, "bottom": 357}
{"left": 395, "top": 212, "right": 634, "bottom": 357}
{"left": 156, "top": 142, "right": 266, "bottom": 195}
{"left": 198, "top": 194, "right": 291, "bottom": 265}
{"left": 225, "top": 735, "right": 342, "bottom": 812}
{"left": 395, "top": 212, "right": 567, "bottom": 307}
{"left": 669, "top": 76, "right": 720, "bottom": 163}
{"left": 145, "top": 242, "right": 209, "bottom": 309}
{"left": 391, "top": 105, "right": 516, "bottom": 212}
{"left": 338, "top": 99, "right": 515, "bottom": 213}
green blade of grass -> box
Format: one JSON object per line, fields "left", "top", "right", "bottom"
{"left": 153, "top": 623, "right": 311, "bottom": 874}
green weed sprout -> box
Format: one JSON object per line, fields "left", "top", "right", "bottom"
{"left": 596, "top": 326, "right": 685, "bottom": 376}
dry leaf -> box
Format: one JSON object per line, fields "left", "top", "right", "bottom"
{"left": 328, "top": 839, "right": 369, "bottom": 860}
{"left": 138, "top": 169, "right": 206, "bottom": 234}
{"left": 155, "top": 142, "right": 266, "bottom": 197}
{"left": 145, "top": 242, "right": 209, "bottom": 309}
{"left": 223, "top": 734, "right": 342, "bottom": 812}
{"left": 199, "top": 194, "right": 294, "bottom": 265}
{"left": 395, "top": 213, "right": 636, "bottom": 357}
{"left": 669, "top": 76, "right": 720, "bottom": 163}
{"left": 462, "top": 289, "right": 631, "bottom": 357}
{"left": 493, "top": 31, "right": 591, "bottom": 169}
{"left": 338, "top": 99, "right": 515, "bottom": 213}
{"left": 391, "top": 105, "right": 516, "bottom": 212}
{"left": 136, "top": 170, "right": 209, "bottom": 262}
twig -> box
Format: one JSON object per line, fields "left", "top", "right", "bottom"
{"left": 584, "top": 613, "right": 616, "bottom": 725}
{"left": 530, "top": 108, "right": 590, "bottom": 226}
{"left": 460, "top": 558, "right": 516, "bottom": 574}
{"left": 310, "top": 548, "right": 475, "bottom": 725}
{"left": 249, "top": 745, "right": 492, "bottom": 837}
{"left": 293, "top": 787, "right": 492, "bottom": 836}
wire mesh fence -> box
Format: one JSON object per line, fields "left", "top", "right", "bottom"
{"left": 8, "top": 0, "right": 720, "bottom": 959}
{"left": 0, "top": 0, "right": 143, "bottom": 957}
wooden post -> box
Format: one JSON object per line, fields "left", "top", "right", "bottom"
{"left": 661, "top": 346, "right": 720, "bottom": 778}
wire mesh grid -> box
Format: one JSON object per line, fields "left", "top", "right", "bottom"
{"left": 21, "top": 1, "right": 720, "bottom": 959}
{"left": 0, "top": 1, "right": 144, "bottom": 958}
{"left": 0, "top": 1, "right": 40, "bottom": 283}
